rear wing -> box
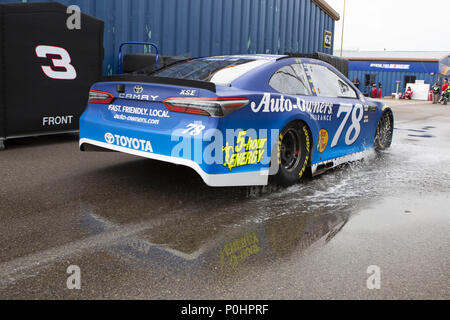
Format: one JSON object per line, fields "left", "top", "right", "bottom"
{"left": 101, "top": 75, "right": 217, "bottom": 93}
{"left": 283, "top": 52, "right": 349, "bottom": 78}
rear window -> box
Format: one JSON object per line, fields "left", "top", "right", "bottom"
{"left": 152, "top": 58, "right": 255, "bottom": 82}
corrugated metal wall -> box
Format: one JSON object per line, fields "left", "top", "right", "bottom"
{"left": 349, "top": 70, "right": 438, "bottom": 97}
{"left": 9, "top": 0, "right": 336, "bottom": 74}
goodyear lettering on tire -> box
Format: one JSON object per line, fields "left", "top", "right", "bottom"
{"left": 299, "top": 126, "right": 311, "bottom": 179}
{"left": 278, "top": 134, "right": 283, "bottom": 165}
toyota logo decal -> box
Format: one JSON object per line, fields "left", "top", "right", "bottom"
{"left": 134, "top": 85, "right": 144, "bottom": 94}
{"left": 104, "top": 132, "right": 115, "bottom": 144}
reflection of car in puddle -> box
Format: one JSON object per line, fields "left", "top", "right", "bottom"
{"left": 218, "top": 210, "right": 348, "bottom": 269}
{"left": 80, "top": 197, "right": 350, "bottom": 272}
{"left": 264, "top": 210, "right": 348, "bottom": 258}
{"left": 76, "top": 157, "right": 354, "bottom": 272}
{"left": 219, "top": 232, "right": 261, "bottom": 268}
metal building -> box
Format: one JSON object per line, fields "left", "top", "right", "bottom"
{"left": 7, "top": 0, "right": 339, "bottom": 74}
{"left": 344, "top": 51, "right": 450, "bottom": 98}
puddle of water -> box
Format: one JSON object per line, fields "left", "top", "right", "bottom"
{"left": 79, "top": 120, "right": 450, "bottom": 271}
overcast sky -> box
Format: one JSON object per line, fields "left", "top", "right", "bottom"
{"left": 326, "top": 0, "right": 450, "bottom": 52}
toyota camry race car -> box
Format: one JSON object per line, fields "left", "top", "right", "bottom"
{"left": 79, "top": 52, "right": 394, "bottom": 187}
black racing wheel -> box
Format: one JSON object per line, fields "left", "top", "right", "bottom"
{"left": 273, "top": 121, "right": 311, "bottom": 187}
{"left": 374, "top": 110, "right": 394, "bottom": 151}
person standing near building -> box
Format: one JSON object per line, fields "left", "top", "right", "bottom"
{"left": 432, "top": 82, "right": 441, "bottom": 104}
{"left": 439, "top": 78, "right": 448, "bottom": 104}
{"left": 405, "top": 86, "right": 413, "bottom": 100}
{"left": 371, "top": 84, "right": 378, "bottom": 98}
{"left": 442, "top": 79, "right": 448, "bottom": 99}
{"left": 442, "top": 84, "right": 450, "bottom": 105}
{"left": 353, "top": 77, "right": 360, "bottom": 90}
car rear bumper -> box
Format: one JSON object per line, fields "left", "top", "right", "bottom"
{"left": 79, "top": 138, "right": 269, "bottom": 187}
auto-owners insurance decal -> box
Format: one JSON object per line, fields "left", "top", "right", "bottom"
{"left": 250, "top": 93, "right": 333, "bottom": 121}
{"left": 251, "top": 93, "right": 367, "bottom": 148}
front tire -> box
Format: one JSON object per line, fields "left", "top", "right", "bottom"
{"left": 374, "top": 110, "right": 394, "bottom": 151}
{"left": 273, "top": 122, "right": 311, "bottom": 187}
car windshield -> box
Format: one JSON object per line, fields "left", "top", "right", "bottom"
{"left": 151, "top": 58, "right": 255, "bottom": 82}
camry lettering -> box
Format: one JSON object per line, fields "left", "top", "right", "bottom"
{"left": 118, "top": 94, "right": 159, "bottom": 101}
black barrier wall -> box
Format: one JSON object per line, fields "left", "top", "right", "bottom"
{"left": 0, "top": 2, "right": 103, "bottom": 147}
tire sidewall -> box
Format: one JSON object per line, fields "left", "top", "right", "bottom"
{"left": 274, "top": 122, "right": 311, "bottom": 187}
{"left": 375, "top": 111, "right": 394, "bottom": 151}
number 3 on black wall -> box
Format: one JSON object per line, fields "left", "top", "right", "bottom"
{"left": 331, "top": 103, "right": 364, "bottom": 148}
{"left": 35, "top": 45, "right": 77, "bottom": 80}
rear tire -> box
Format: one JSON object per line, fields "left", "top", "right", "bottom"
{"left": 273, "top": 122, "right": 311, "bottom": 187}
{"left": 374, "top": 110, "right": 394, "bottom": 151}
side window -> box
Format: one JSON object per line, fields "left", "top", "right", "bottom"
{"left": 269, "top": 64, "right": 311, "bottom": 96}
{"left": 304, "top": 63, "right": 357, "bottom": 99}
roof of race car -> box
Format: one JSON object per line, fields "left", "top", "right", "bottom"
{"left": 150, "top": 54, "right": 321, "bottom": 88}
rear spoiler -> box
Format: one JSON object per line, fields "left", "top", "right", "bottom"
{"left": 101, "top": 75, "right": 217, "bottom": 93}
{"left": 281, "top": 52, "right": 349, "bottom": 78}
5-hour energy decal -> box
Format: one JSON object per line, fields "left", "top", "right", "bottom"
{"left": 222, "top": 131, "right": 267, "bottom": 171}
{"left": 220, "top": 232, "right": 261, "bottom": 268}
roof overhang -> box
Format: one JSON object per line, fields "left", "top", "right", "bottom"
{"left": 312, "top": 0, "right": 340, "bottom": 21}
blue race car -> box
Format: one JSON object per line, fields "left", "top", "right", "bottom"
{"left": 80, "top": 52, "right": 393, "bottom": 187}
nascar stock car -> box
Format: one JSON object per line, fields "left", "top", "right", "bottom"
{"left": 79, "top": 49, "right": 394, "bottom": 187}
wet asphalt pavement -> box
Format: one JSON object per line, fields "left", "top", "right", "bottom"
{"left": 0, "top": 99, "right": 449, "bottom": 300}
